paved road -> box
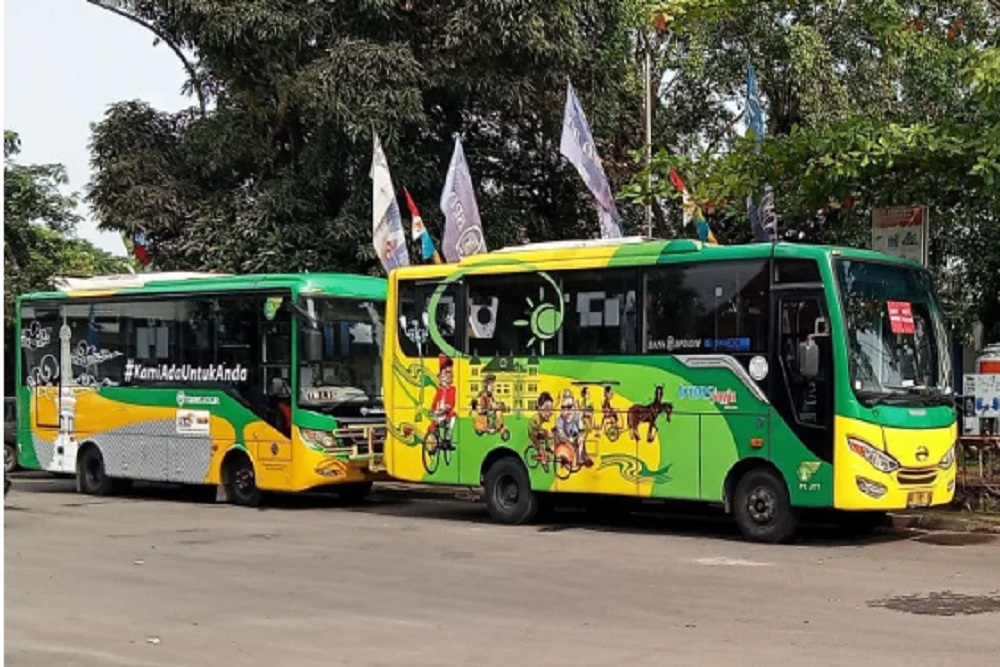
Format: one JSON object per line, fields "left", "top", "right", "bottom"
{"left": 5, "top": 475, "right": 1000, "bottom": 667}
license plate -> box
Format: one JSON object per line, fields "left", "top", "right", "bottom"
{"left": 906, "top": 491, "right": 933, "bottom": 508}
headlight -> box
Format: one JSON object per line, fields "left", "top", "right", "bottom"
{"left": 856, "top": 476, "right": 888, "bottom": 498}
{"left": 300, "top": 428, "right": 336, "bottom": 450}
{"left": 938, "top": 444, "right": 956, "bottom": 470}
{"left": 847, "top": 437, "right": 900, "bottom": 473}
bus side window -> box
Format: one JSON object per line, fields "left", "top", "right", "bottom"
{"left": 396, "top": 281, "right": 460, "bottom": 359}
{"left": 466, "top": 274, "right": 558, "bottom": 358}
{"left": 560, "top": 270, "right": 639, "bottom": 356}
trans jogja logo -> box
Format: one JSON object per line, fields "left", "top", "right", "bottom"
{"left": 677, "top": 385, "right": 737, "bottom": 406}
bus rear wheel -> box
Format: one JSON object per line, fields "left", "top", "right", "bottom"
{"left": 484, "top": 457, "right": 538, "bottom": 525}
{"left": 78, "top": 446, "right": 114, "bottom": 496}
{"left": 733, "top": 468, "right": 798, "bottom": 543}
{"left": 225, "top": 453, "right": 262, "bottom": 507}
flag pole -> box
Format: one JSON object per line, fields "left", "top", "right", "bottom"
{"left": 644, "top": 46, "right": 652, "bottom": 238}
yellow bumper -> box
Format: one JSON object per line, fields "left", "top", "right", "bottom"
{"left": 833, "top": 416, "right": 957, "bottom": 511}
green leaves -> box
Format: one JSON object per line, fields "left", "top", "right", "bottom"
{"left": 4, "top": 131, "right": 128, "bottom": 328}
{"left": 624, "top": 0, "right": 999, "bottom": 340}
{"left": 85, "top": 0, "right": 647, "bottom": 274}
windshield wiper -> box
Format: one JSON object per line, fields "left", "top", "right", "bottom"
{"left": 856, "top": 391, "right": 902, "bottom": 407}
{"left": 856, "top": 389, "right": 953, "bottom": 408}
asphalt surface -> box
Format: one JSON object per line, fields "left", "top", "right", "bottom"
{"left": 4, "top": 474, "right": 1000, "bottom": 667}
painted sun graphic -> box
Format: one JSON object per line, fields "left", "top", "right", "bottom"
{"left": 514, "top": 285, "right": 564, "bottom": 352}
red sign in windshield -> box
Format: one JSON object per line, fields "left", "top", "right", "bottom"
{"left": 887, "top": 301, "right": 915, "bottom": 334}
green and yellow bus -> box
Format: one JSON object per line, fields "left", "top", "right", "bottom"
{"left": 383, "top": 238, "right": 957, "bottom": 542}
{"left": 16, "top": 272, "right": 388, "bottom": 505}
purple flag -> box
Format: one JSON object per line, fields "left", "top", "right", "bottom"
{"left": 559, "top": 80, "right": 623, "bottom": 239}
{"left": 439, "top": 137, "right": 487, "bottom": 262}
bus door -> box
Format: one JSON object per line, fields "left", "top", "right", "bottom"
{"left": 21, "top": 303, "right": 73, "bottom": 471}
{"left": 396, "top": 280, "right": 462, "bottom": 484}
{"left": 770, "top": 289, "right": 834, "bottom": 465}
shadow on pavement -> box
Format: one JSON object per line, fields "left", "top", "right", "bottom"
{"left": 6, "top": 472, "right": 919, "bottom": 546}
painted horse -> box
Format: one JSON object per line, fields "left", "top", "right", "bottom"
{"left": 627, "top": 385, "right": 673, "bottom": 443}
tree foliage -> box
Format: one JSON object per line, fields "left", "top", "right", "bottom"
{"left": 86, "top": 0, "right": 1000, "bottom": 340}
{"left": 86, "top": 0, "right": 647, "bottom": 275}
{"left": 4, "top": 130, "right": 127, "bottom": 327}
{"left": 624, "top": 0, "right": 1000, "bottom": 341}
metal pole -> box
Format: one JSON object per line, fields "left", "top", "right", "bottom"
{"left": 644, "top": 47, "right": 652, "bottom": 238}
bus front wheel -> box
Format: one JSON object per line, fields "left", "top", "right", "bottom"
{"left": 224, "top": 453, "right": 263, "bottom": 507}
{"left": 484, "top": 457, "right": 538, "bottom": 525}
{"left": 733, "top": 468, "right": 798, "bottom": 543}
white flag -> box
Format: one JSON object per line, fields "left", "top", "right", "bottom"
{"left": 371, "top": 133, "right": 410, "bottom": 272}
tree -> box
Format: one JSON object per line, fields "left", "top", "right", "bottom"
{"left": 4, "top": 131, "right": 127, "bottom": 325}
{"left": 86, "top": 0, "right": 648, "bottom": 275}
{"left": 622, "top": 0, "right": 1000, "bottom": 341}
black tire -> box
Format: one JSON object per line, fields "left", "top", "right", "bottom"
{"left": 733, "top": 468, "right": 798, "bottom": 543}
{"left": 484, "top": 456, "right": 538, "bottom": 525}
{"left": 5, "top": 442, "right": 18, "bottom": 474}
{"left": 338, "top": 481, "right": 373, "bottom": 504}
{"left": 225, "top": 453, "right": 263, "bottom": 507}
{"left": 77, "top": 446, "right": 114, "bottom": 496}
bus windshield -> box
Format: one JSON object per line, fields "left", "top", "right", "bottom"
{"left": 835, "top": 259, "right": 952, "bottom": 406}
{"left": 298, "top": 297, "right": 384, "bottom": 410}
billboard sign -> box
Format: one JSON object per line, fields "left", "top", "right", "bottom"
{"left": 872, "top": 205, "right": 928, "bottom": 266}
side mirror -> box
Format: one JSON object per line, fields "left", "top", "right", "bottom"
{"left": 798, "top": 338, "right": 820, "bottom": 378}
{"left": 304, "top": 328, "right": 323, "bottom": 363}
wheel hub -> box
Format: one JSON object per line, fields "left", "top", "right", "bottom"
{"left": 747, "top": 486, "right": 776, "bottom": 524}
{"left": 496, "top": 474, "right": 519, "bottom": 509}
{"left": 235, "top": 468, "right": 254, "bottom": 493}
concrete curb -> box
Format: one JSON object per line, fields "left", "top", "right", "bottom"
{"left": 889, "top": 512, "right": 1000, "bottom": 534}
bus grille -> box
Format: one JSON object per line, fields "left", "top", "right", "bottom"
{"left": 896, "top": 468, "right": 938, "bottom": 486}
{"left": 333, "top": 423, "right": 386, "bottom": 458}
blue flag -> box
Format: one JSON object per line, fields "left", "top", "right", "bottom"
{"left": 746, "top": 62, "right": 776, "bottom": 242}
{"left": 559, "top": 81, "right": 623, "bottom": 239}
{"left": 440, "top": 137, "right": 487, "bottom": 262}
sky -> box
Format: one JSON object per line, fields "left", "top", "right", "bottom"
{"left": 4, "top": 0, "right": 192, "bottom": 256}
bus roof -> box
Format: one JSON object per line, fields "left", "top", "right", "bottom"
{"left": 390, "top": 238, "right": 924, "bottom": 278}
{"left": 19, "top": 272, "right": 387, "bottom": 302}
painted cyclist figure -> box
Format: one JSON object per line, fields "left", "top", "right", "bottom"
{"left": 527, "top": 391, "right": 555, "bottom": 471}
{"left": 555, "top": 389, "right": 593, "bottom": 469}
{"left": 579, "top": 386, "right": 596, "bottom": 431}
{"left": 601, "top": 384, "right": 622, "bottom": 441}
{"left": 477, "top": 373, "right": 500, "bottom": 432}
{"left": 431, "top": 354, "right": 457, "bottom": 450}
